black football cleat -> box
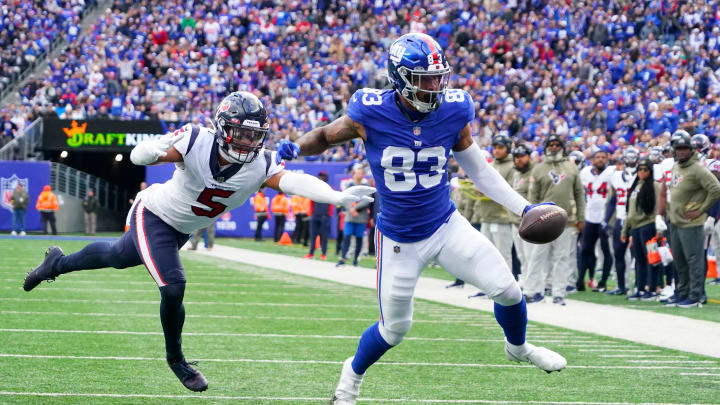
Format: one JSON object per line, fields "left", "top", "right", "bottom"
{"left": 446, "top": 279, "right": 465, "bottom": 288}
{"left": 23, "top": 246, "right": 64, "bottom": 292}
{"left": 169, "top": 360, "right": 208, "bottom": 392}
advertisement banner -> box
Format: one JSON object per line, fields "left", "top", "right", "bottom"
{"left": 0, "top": 161, "right": 51, "bottom": 231}
{"left": 145, "top": 161, "right": 352, "bottom": 238}
{"left": 43, "top": 119, "right": 184, "bottom": 152}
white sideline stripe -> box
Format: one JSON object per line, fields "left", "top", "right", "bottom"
{"left": 2, "top": 354, "right": 719, "bottom": 371}
{"left": 679, "top": 373, "right": 720, "bottom": 377}
{"left": 0, "top": 328, "right": 614, "bottom": 345}
{"left": 627, "top": 360, "right": 717, "bottom": 364}
{"left": 0, "top": 297, "right": 377, "bottom": 308}
{"left": 200, "top": 245, "right": 720, "bottom": 358}
{"left": 0, "top": 392, "right": 714, "bottom": 405}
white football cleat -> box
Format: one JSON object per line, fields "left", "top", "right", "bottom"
{"left": 329, "top": 357, "right": 363, "bottom": 405}
{"left": 505, "top": 341, "right": 567, "bottom": 373}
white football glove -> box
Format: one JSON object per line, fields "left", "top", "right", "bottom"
{"left": 130, "top": 127, "right": 188, "bottom": 165}
{"left": 336, "top": 185, "right": 376, "bottom": 209}
{"left": 704, "top": 216, "right": 716, "bottom": 236}
{"left": 655, "top": 214, "right": 668, "bottom": 234}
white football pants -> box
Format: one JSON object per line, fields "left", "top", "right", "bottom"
{"left": 525, "top": 227, "right": 576, "bottom": 298}
{"left": 375, "top": 211, "right": 518, "bottom": 345}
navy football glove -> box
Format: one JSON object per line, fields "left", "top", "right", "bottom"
{"left": 275, "top": 140, "right": 300, "bottom": 164}
{"left": 522, "top": 201, "right": 557, "bottom": 216}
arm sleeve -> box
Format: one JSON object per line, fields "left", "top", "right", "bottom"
{"left": 263, "top": 150, "right": 284, "bottom": 181}
{"left": 574, "top": 169, "right": 586, "bottom": 221}
{"left": 604, "top": 187, "right": 617, "bottom": 224}
{"left": 278, "top": 171, "right": 343, "bottom": 206}
{"left": 171, "top": 124, "right": 198, "bottom": 157}
{"left": 453, "top": 142, "right": 528, "bottom": 216}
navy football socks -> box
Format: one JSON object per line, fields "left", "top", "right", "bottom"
{"left": 160, "top": 283, "right": 186, "bottom": 364}
{"left": 493, "top": 296, "right": 527, "bottom": 345}
{"left": 350, "top": 321, "right": 393, "bottom": 375}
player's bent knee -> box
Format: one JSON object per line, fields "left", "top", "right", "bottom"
{"left": 160, "top": 282, "right": 186, "bottom": 303}
{"left": 491, "top": 283, "right": 523, "bottom": 306}
{"left": 378, "top": 320, "right": 411, "bottom": 346}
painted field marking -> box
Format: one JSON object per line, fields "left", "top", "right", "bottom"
{"left": 0, "top": 297, "right": 378, "bottom": 308}
{"left": 679, "top": 372, "right": 720, "bottom": 377}
{"left": 1, "top": 354, "right": 719, "bottom": 371}
{"left": 580, "top": 349, "right": 661, "bottom": 352}
{"left": 627, "top": 360, "right": 717, "bottom": 364}
{"left": 0, "top": 328, "right": 616, "bottom": 345}
{"left": 0, "top": 391, "right": 715, "bottom": 404}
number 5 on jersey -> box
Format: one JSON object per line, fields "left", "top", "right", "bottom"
{"left": 381, "top": 146, "right": 446, "bottom": 191}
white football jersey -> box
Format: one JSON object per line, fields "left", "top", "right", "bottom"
{"left": 139, "top": 124, "right": 283, "bottom": 234}
{"left": 610, "top": 169, "right": 635, "bottom": 221}
{"left": 655, "top": 157, "right": 674, "bottom": 203}
{"left": 580, "top": 165, "right": 616, "bottom": 223}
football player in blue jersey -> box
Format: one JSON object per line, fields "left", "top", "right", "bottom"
{"left": 277, "top": 33, "right": 566, "bottom": 404}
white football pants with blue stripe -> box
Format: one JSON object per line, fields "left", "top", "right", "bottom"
{"left": 375, "top": 210, "right": 519, "bottom": 345}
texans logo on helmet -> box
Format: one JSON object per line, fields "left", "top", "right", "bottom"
{"left": 548, "top": 170, "right": 566, "bottom": 185}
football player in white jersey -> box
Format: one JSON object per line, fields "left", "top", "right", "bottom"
{"left": 578, "top": 146, "right": 616, "bottom": 291}
{"left": 22, "top": 92, "right": 375, "bottom": 392}
{"left": 603, "top": 147, "right": 638, "bottom": 295}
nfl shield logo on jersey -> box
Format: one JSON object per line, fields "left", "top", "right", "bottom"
{"left": 1, "top": 174, "right": 29, "bottom": 212}
{"left": 413, "top": 126, "right": 421, "bottom": 136}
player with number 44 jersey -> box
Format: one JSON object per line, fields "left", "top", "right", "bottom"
{"left": 22, "top": 92, "right": 376, "bottom": 393}
{"left": 276, "top": 33, "right": 566, "bottom": 405}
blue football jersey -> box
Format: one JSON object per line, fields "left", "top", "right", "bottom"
{"left": 347, "top": 88, "right": 474, "bottom": 242}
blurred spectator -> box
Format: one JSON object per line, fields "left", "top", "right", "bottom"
{"left": 83, "top": 189, "right": 98, "bottom": 235}
{"left": 305, "top": 171, "right": 331, "bottom": 260}
{"left": 10, "top": 182, "right": 29, "bottom": 236}
{"left": 36, "top": 184, "right": 59, "bottom": 235}
{"left": 271, "top": 191, "right": 289, "bottom": 242}
{"left": 189, "top": 224, "right": 215, "bottom": 251}
{"left": 251, "top": 187, "right": 269, "bottom": 242}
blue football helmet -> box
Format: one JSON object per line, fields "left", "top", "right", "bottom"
{"left": 387, "top": 33, "right": 451, "bottom": 113}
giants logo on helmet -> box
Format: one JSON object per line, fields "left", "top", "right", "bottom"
{"left": 389, "top": 43, "right": 406, "bottom": 65}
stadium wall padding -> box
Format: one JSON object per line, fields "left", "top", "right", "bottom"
{"left": 0, "top": 161, "right": 51, "bottom": 231}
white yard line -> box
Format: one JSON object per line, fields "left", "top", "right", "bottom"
{"left": 0, "top": 286, "right": 345, "bottom": 298}
{"left": 0, "top": 391, "right": 712, "bottom": 404}
{"left": 627, "top": 360, "right": 717, "bottom": 364}
{"left": 601, "top": 355, "right": 689, "bottom": 359}
{"left": 200, "top": 245, "right": 720, "bottom": 358}
{"left": 0, "top": 354, "right": 718, "bottom": 371}
{"left": 0, "top": 297, "right": 377, "bottom": 308}
{"left": 679, "top": 373, "right": 720, "bottom": 377}
{"left": 0, "top": 328, "right": 614, "bottom": 345}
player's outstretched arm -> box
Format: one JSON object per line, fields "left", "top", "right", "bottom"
{"left": 452, "top": 124, "right": 529, "bottom": 216}
{"left": 294, "top": 115, "right": 366, "bottom": 156}
{"left": 263, "top": 171, "right": 375, "bottom": 209}
{"left": 130, "top": 130, "right": 184, "bottom": 165}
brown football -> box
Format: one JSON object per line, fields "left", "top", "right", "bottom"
{"left": 519, "top": 204, "right": 568, "bottom": 244}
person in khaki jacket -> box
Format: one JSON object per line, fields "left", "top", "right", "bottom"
{"left": 10, "top": 182, "right": 29, "bottom": 236}
{"left": 510, "top": 143, "right": 534, "bottom": 288}
{"left": 525, "top": 135, "right": 585, "bottom": 306}
{"left": 448, "top": 171, "right": 483, "bottom": 289}
{"left": 476, "top": 133, "right": 515, "bottom": 269}
{"left": 621, "top": 158, "right": 662, "bottom": 301}
{"left": 656, "top": 131, "right": 720, "bottom": 308}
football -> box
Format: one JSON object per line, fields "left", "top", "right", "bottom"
{"left": 519, "top": 204, "right": 569, "bottom": 244}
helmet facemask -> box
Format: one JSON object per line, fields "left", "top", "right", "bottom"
{"left": 396, "top": 64, "right": 451, "bottom": 113}
{"left": 216, "top": 117, "right": 268, "bottom": 164}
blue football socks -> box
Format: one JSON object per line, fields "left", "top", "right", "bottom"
{"left": 493, "top": 296, "right": 527, "bottom": 345}
{"left": 350, "top": 321, "right": 393, "bottom": 375}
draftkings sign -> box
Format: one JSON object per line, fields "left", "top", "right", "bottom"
{"left": 43, "top": 119, "right": 184, "bottom": 152}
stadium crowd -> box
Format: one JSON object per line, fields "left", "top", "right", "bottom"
{"left": 2, "top": 0, "right": 720, "bottom": 160}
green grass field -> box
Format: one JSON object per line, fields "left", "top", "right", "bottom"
{"left": 217, "top": 237, "right": 720, "bottom": 322}
{"left": 1, "top": 238, "right": 719, "bottom": 404}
